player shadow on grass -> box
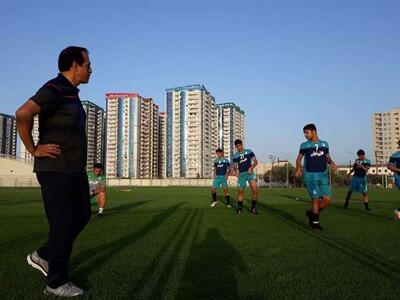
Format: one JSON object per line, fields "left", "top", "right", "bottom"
{"left": 280, "top": 194, "right": 393, "bottom": 221}
{"left": 70, "top": 202, "right": 185, "bottom": 289}
{"left": 126, "top": 209, "right": 203, "bottom": 299}
{"left": 94, "top": 200, "right": 151, "bottom": 216}
{"left": 258, "top": 202, "right": 399, "bottom": 282}
{"left": 175, "top": 228, "right": 247, "bottom": 300}
{"left": 0, "top": 198, "right": 42, "bottom": 206}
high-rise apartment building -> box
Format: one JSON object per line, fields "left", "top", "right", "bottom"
{"left": 0, "top": 113, "right": 17, "bottom": 157}
{"left": 165, "top": 84, "right": 217, "bottom": 178}
{"left": 216, "top": 102, "right": 245, "bottom": 161}
{"left": 158, "top": 112, "right": 167, "bottom": 178}
{"left": 372, "top": 107, "right": 400, "bottom": 164}
{"left": 105, "top": 93, "right": 159, "bottom": 178}
{"left": 82, "top": 100, "right": 105, "bottom": 170}
{"left": 20, "top": 115, "right": 39, "bottom": 163}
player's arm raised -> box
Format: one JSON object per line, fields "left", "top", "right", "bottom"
{"left": 295, "top": 153, "right": 303, "bottom": 178}
{"left": 16, "top": 100, "right": 61, "bottom": 159}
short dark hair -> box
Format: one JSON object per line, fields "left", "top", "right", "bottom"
{"left": 58, "top": 46, "right": 89, "bottom": 72}
{"left": 93, "top": 163, "right": 103, "bottom": 169}
{"left": 216, "top": 148, "right": 223, "bottom": 153}
{"left": 356, "top": 149, "right": 365, "bottom": 156}
{"left": 303, "top": 123, "right": 317, "bottom": 132}
{"left": 234, "top": 139, "right": 243, "bottom": 146}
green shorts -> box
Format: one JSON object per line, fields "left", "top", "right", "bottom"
{"left": 213, "top": 175, "right": 228, "bottom": 188}
{"left": 305, "top": 179, "right": 332, "bottom": 200}
{"left": 238, "top": 172, "right": 256, "bottom": 189}
{"left": 90, "top": 194, "right": 98, "bottom": 206}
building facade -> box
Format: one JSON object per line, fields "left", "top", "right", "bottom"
{"left": 82, "top": 100, "right": 106, "bottom": 170}
{"left": 216, "top": 102, "right": 245, "bottom": 161}
{"left": 372, "top": 107, "right": 400, "bottom": 164}
{"left": 20, "top": 115, "right": 39, "bottom": 163}
{"left": 105, "top": 93, "right": 159, "bottom": 179}
{"left": 165, "top": 84, "right": 217, "bottom": 178}
{"left": 158, "top": 112, "right": 167, "bottom": 178}
{"left": 0, "top": 113, "right": 17, "bottom": 157}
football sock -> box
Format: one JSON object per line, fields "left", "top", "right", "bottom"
{"left": 212, "top": 192, "right": 217, "bottom": 202}
{"left": 251, "top": 200, "right": 257, "bottom": 208}
{"left": 225, "top": 195, "right": 231, "bottom": 204}
{"left": 237, "top": 201, "right": 243, "bottom": 209}
{"left": 99, "top": 207, "right": 104, "bottom": 213}
{"left": 364, "top": 202, "right": 369, "bottom": 210}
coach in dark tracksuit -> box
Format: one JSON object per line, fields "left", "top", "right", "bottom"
{"left": 16, "top": 46, "right": 92, "bottom": 297}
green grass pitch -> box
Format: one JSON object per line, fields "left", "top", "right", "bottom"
{"left": 0, "top": 187, "right": 399, "bottom": 299}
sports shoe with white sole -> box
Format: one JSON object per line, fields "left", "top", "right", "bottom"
{"left": 394, "top": 209, "right": 400, "bottom": 220}
{"left": 210, "top": 201, "right": 217, "bottom": 207}
{"left": 44, "top": 282, "right": 84, "bottom": 297}
{"left": 27, "top": 251, "right": 48, "bottom": 276}
{"left": 226, "top": 204, "right": 232, "bottom": 208}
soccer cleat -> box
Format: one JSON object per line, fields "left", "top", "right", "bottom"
{"left": 251, "top": 207, "right": 258, "bottom": 215}
{"left": 394, "top": 209, "right": 400, "bottom": 220}
{"left": 210, "top": 201, "right": 218, "bottom": 207}
{"left": 236, "top": 208, "right": 242, "bottom": 214}
{"left": 226, "top": 204, "right": 232, "bottom": 208}
{"left": 44, "top": 282, "right": 84, "bottom": 297}
{"left": 365, "top": 207, "right": 371, "bottom": 211}
{"left": 98, "top": 211, "right": 105, "bottom": 217}
{"left": 311, "top": 222, "right": 323, "bottom": 230}
{"left": 27, "top": 251, "right": 48, "bottom": 277}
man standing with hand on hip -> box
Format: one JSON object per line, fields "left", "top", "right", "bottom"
{"left": 16, "top": 46, "right": 92, "bottom": 297}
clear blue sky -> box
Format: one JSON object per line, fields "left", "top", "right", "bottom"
{"left": 1, "top": 0, "right": 400, "bottom": 164}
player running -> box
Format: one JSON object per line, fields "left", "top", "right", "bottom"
{"left": 296, "top": 124, "right": 337, "bottom": 230}
{"left": 344, "top": 149, "right": 371, "bottom": 210}
{"left": 232, "top": 139, "right": 259, "bottom": 215}
{"left": 387, "top": 140, "right": 400, "bottom": 220}
{"left": 211, "top": 148, "right": 231, "bottom": 208}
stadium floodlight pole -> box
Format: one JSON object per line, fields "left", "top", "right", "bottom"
{"left": 278, "top": 159, "right": 289, "bottom": 188}
{"left": 268, "top": 155, "right": 276, "bottom": 188}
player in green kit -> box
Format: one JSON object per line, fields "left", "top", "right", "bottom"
{"left": 344, "top": 149, "right": 371, "bottom": 210}
{"left": 211, "top": 148, "right": 231, "bottom": 208}
{"left": 232, "top": 139, "right": 259, "bottom": 215}
{"left": 87, "top": 163, "right": 107, "bottom": 216}
{"left": 296, "top": 124, "right": 337, "bottom": 230}
{"left": 387, "top": 140, "right": 400, "bottom": 220}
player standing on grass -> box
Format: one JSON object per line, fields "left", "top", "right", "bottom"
{"left": 296, "top": 124, "right": 337, "bottom": 230}
{"left": 16, "top": 46, "right": 92, "bottom": 297}
{"left": 387, "top": 140, "right": 400, "bottom": 219}
{"left": 211, "top": 148, "right": 232, "bottom": 208}
{"left": 343, "top": 149, "right": 371, "bottom": 210}
{"left": 232, "top": 139, "right": 259, "bottom": 215}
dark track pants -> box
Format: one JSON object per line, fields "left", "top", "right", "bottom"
{"left": 36, "top": 172, "right": 91, "bottom": 288}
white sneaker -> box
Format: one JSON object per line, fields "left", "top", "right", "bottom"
{"left": 227, "top": 204, "right": 232, "bottom": 208}
{"left": 44, "top": 282, "right": 84, "bottom": 297}
{"left": 27, "top": 251, "right": 48, "bottom": 276}
{"left": 394, "top": 209, "right": 400, "bottom": 220}
{"left": 211, "top": 201, "right": 217, "bottom": 207}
